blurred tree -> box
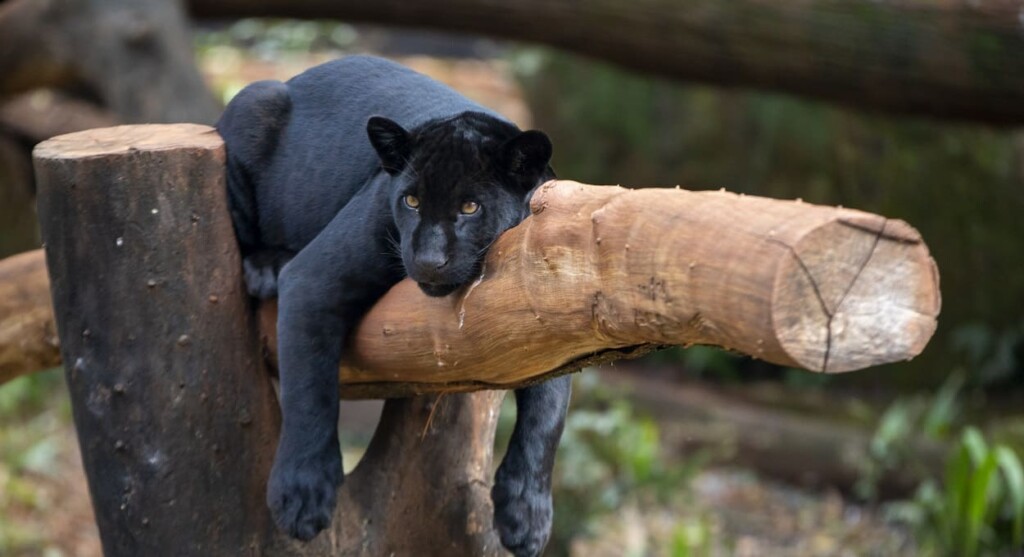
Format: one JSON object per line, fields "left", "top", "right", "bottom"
{"left": 0, "top": 0, "right": 218, "bottom": 123}
{"left": 187, "top": 0, "right": 1024, "bottom": 124}
{"left": 0, "top": 0, "right": 220, "bottom": 258}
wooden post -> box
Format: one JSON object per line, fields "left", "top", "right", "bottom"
{"left": 35, "top": 124, "right": 283, "bottom": 554}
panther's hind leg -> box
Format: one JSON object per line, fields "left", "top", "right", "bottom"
{"left": 242, "top": 249, "right": 295, "bottom": 299}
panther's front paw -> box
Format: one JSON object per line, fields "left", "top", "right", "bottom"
{"left": 491, "top": 466, "right": 553, "bottom": 557}
{"left": 267, "top": 451, "right": 342, "bottom": 541}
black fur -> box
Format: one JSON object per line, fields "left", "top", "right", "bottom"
{"left": 216, "top": 55, "right": 571, "bottom": 556}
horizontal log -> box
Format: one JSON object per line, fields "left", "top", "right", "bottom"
{"left": 7, "top": 124, "right": 940, "bottom": 398}
{"left": 324, "top": 179, "right": 941, "bottom": 396}
{"left": 599, "top": 369, "right": 946, "bottom": 498}
{"left": 0, "top": 250, "right": 60, "bottom": 384}
{"left": 187, "top": 0, "right": 1024, "bottom": 124}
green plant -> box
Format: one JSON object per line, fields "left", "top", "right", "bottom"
{"left": 0, "top": 368, "right": 71, "bottom": 556}
{"left": 857, "top": 373, "right": 964, "bottom": 500}
{"left": 886, "top": 428, "right": 1024, "bottom": 557}
{"left": 669, "top": 515, "right": 715, "bottom": 557}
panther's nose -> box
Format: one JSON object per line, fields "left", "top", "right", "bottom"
{"left": 415, "top": 252, "right": 447, "bottom": 269}
{"left": 412, "top": 252, "right": 448, "bottom": 280}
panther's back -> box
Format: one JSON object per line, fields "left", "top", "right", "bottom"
{"left": 218, "top": 55, "right": 503, "bottom": 255}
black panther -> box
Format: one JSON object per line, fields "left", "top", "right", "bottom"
{"left": 216, "top": 55, "right": 571, "bottom": 557}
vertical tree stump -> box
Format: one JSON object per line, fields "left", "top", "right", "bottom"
{"left": 34, "top": 124, "right": 503, "bottom": 556}
{"left": 36, "top": 124, "right": 282, "bottom": 554}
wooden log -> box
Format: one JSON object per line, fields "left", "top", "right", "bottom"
{"left": 188, "top": 0, "right": 1024, "bottom": 124}
{"left": 599, "top": 369, "right": 947, "bottom": 499}
{"left": 6, "top": 124, "right": 940, "bottom": 398}
{"left": 0, "top": 250, "right": 59, "bottom": 384}
{"left": 328, "top": 393, "right": 505, "bottom": 556}
{"left": 333, "top": 180, "right": 941, "bottom": 399}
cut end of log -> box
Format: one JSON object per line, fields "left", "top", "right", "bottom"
{"left": 33, "top": 123, "right": 222, "bottom": 160}
{"left": 772, "top": 214, "right": 941, "bottom": 372}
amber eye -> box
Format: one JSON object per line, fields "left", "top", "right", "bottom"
{"left": 460, "top": 201, "right": 480, "bottom": 215}
{"left": 404, "top": 195, "right": 420, "bottom": 209}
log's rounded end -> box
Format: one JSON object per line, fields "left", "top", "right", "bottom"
{"left": 771, "top": 215, "right": 940, "bottom": 372}
{"left": 33, "top": 123, "right": 222, "bottom": 160}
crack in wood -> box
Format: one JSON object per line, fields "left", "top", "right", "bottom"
{"left": 771, "top": 218, "right": 889, "bottom": 372}
{"left": 790, "top": 249, "right": 833, "bottom": 372}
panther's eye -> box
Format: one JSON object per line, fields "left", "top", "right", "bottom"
{"left": 404, "top": 195, "right": 420, "bottom": 209}
{"left": 460, "top": 201, "right": 480, "bottom": 215}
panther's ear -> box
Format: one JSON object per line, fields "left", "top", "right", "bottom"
{"left": 501, "top": 130, "right": 552, "bottom": 181}
{"left": 367, "top": 116, "right": 411, "bottom": 175}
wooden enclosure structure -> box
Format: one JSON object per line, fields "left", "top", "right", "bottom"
{"left": 0, "top": 124, "right": 940, "bottom": 555}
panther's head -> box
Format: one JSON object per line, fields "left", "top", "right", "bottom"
{"left": 368, "top": 112, "right": 553, "bottom": 297}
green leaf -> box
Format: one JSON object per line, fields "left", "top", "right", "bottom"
{"left": 963, "top": 450, "right": 999, "bottom": 557}
{"left": 996, "top": 446, "right": 1024, "bottom": 547}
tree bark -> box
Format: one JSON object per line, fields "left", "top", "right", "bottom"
{"left": 187, "top": 0, "right": 1024, "bottom": 125}
{"left": 33, "top": 123, "right": 504, "bottom": 556}
{"left": 327, "top": 393, "right": 505, "bottom": 556}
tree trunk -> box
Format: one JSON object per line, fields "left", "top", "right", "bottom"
{"left": 187, "top": 0, "right": 1024, "bottom": 125}
{"left": 35, "top": 124, "right": 283, "bottom": 555}
{"left": 33, "top": 124, "right": 502, "bottom": 556}
{"left": 328, "top": 393, "right": 505, "bottom": 556}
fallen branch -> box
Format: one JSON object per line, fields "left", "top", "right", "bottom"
{"left": 599, "top": 369, "right": 946, "bottom": 498}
